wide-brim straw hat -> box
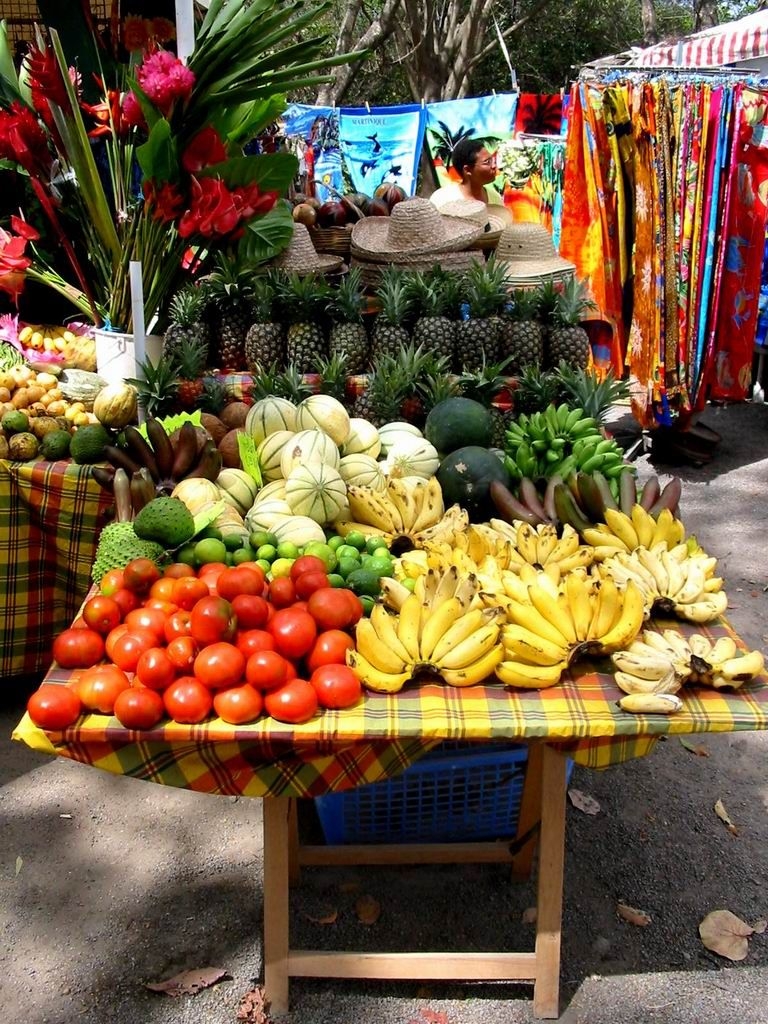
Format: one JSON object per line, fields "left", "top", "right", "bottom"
{"left": 273, "top": 222, "right": 344, "bottom": 274}
{"left": 350, "top": 249, "right": 483, "bottom": 287}
{"left": 435, "top": 197, "right": 507, "bottom": 244}
{"left": 351, "top": 196, "right": 482, "bottom": 261}
{"left": 495, "top": 222, "right": 575, "bottom": 283}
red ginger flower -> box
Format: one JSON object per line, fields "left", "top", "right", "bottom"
{"left": 0, "top": 222, "right": 38, "bottom": 304}
{"left": 178, "top": 177, "right": 240, "bottom": 239}
{"left": 0, "top": 102, "right": 52, "bottom": 177}
{"left": 136, "top": 50, "right": 195, "bottom": 117}
{"left": 144, "top": 180, "right": 186, "bottom": 224}
{"left": 182, "top": 126, "right": 227, "bottom": 173}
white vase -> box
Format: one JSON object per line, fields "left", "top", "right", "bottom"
{"left": 94, "top": 328, "right": 163, "bottom": 386}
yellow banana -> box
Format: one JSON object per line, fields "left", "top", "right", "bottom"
{"left": 417, "top": 568, "right": 440, "bottom": 608}
{"left": 535, "top": 525, "right": 560, "bottom": 565}
{"left": 594, "top": 580, "right": 645, "bottom": 652}
{"left": 582, "top": 528, "right": 629, "bottom": 552}
{"left": 588, "top": 576, "right": 621, "bottom": 640}
{"left": 631, "top": 505, "right": 656, "bottom": 548}
{"left": 656, "top": 629, "right": 694, "bottom": 663}
{"left": 387, "top": 478, "right": 418, "bottom": 532}
{"left": 703, "top": 576, "right": 724, "bottom": 593}
{"left": 437, "top": 622, "right": 501, "bottom": 670}
{"left": 604, "top": 508, "right": 640, "bottom": 550}
{"left": 516, "top": 523, "right": 540, "bottom": 565}
{"left": 565, "top": 572, "right": 593, "bottom": 641}
{"left": 453, "top": 574, "right": 479, "bottom": 611}
{"left": 546, "top": 525, "right": 580, "bottom": 564}
{"left": 370, "top": 602, "right": 413, "bottom": 665}
{"left": 396, "top": 592, "right": 423, "bottom": 661}
{"left": 355, "top": 618, "right": 409, "bottom": 674}
{"left": 688, "top": 633, "right": 713, "bottom": 661}
{"left": 660, "top": 550, "right": 685, "bottom": 597}
{"left": 618, "top": 692, "right": 683, "bottom": 714}
{"left": 674, "top": 563, "right": 708, "bottom": 605}
{"left": 614, "top": 668, "right": 679, "bottom": 695}
{"left": 507, "top": 599, "right": 573, "bottom": 649}
{"left": 715, "top": 650, "right": 765, "bottom": 681}
{"left": 347, "top": 486, "right": 398, "bottom": 533}
{"left": 557, "top": 548, "right": 594, "bottom": 573}
{"left": 650, "top": 507, "right": 674, "bottom": 547}
{"left": 528, "top": 584, "right": 575, "bottom": 645}
{"left": 496, "top": 658, "right": 568, "bottom": 689}
{"left": 411, "top": 477, "right": 444, "bottom": 533}
{"left": 502, "top": 624, "right": 569, "bottom": 666}
{"left": 431, "top": 608, "right": 495, "bottom": 664}
{"left": 347, "top": 650, "right": 412, "bottom": 693}
{"left": 636, "top": 547, "right": 669, "bottom": 594}
{"left": 708, "top": 636, "right": 738, "bottom": 664}
{"left": 674, "top": 591, "right": 728, "bottom": 623}
{"left": 379, "top": 576, "right": 411, "bottom": 612}
{"left": 611, "top": 649, "right": 675, "bottom": 680}
{"left": 431, "top": 566, "right": 460, "bottom": 611}
{"left": 418, "top": 596, "right": 465, "bottom": 661}
{"left": 489, "top": 518, "right": 520, "bottom": 544}
{"left": 335, "top": 520, "right": 391, "bottom": 541}
{"left": 439, "top": 644, "right": 504, "bottom": 687}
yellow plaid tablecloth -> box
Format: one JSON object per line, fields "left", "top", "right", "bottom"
{"left": 13, "top": 618, "right": 768, "bottom": 797}
{"left": 0, "top": 459, "right": 111, "bottom": 679}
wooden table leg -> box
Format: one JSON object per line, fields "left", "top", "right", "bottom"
{"left": 511, "top": 741, "right": 544, "bottom": 880}
{"left": 262, "top": 797, "right": 291, "bottom": 1016}
{"left": 287, "top": 798, "right": 301, "bottom": 886}
{"left": 533, "top": 745, "right": 568, "bottom": 1020}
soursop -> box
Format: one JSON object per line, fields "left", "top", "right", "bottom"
{"left": 91, "top": 522, "right": 166, "bottom": 584}
{"left": 133, "top": 496, "right": 195, "bottom": 548}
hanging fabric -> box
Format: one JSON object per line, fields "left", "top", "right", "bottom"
{"left": 339, "top": 104, "right": 426, "bottom": 197}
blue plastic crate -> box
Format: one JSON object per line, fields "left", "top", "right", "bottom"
{"left": 315, "top": 743, "right": 573, "bottom": 845}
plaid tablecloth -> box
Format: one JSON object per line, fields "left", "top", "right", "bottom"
{"left": 0, "top": 459, "right": 111, "bottom": 679}
{"left": 13, "top": 618, "right": 768, "bottom": 796}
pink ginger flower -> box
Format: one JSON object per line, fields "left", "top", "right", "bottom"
{"left": 137, "top": 50, "right": 195, "bottom": 117}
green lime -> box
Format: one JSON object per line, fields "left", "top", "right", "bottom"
{"left": 176, "top": 543, "right": 197, "bottom": 567}
{"left": 401, "top": 577, "right": 417, "bottom": 592}
{"left": 367, "top": 557, "right": 394, "bottom": 577}
{"left": 249, "top": 530, "right": 271, "bottom": 549}
{"left": 344, "top": 568, "right": 381, "bottom": 598}
{"left": 336, "top": 556, "right": 361, "bottom": 579}
{"left": 276, "top": 541, "right": 300, "bottom": 560}
{"left": 303, "top": 541, "right": 337, "bottom": 571}
{"left": 232, "top": 546, "right": 256, "bottom": 565}
{"left": 326, "top": 534, "right": 345, "bottom": 551}
{"left": 223, "top": 532, "right": 245, "bottom": 551}
{"left": 359, "top": 595, "right": 376, "bottom": 617}
{"left": 370, "top": 546, "right": 391, "bottom": 560}
{"left": 365, "top": 535, "right": 386, "bottom": 555}
{"left": 271, "top": 556, "right": 295, "bottom": 579}
{"left": 256, "top": 558, "right": 272, "bottom": 575}
{"left": 194, "top": 537, "right": 228, "bottom": 565}
{"left": 336, "top": 544, "right": 360, "bottom": 561}
{"left": 345, "top": 531, "right": 367, "bottom": 551}
{"left": 199, "top": 525, "right": 223, "bottom": 541}
{"left": 257, "top": 544, "right": 278, "bottom": 562}
{"left": 327, "top": 573, "right": 346, "bottom": 588}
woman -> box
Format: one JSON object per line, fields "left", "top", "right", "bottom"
{"left": 431, "top": 137, "right": 506, "bottom": 208}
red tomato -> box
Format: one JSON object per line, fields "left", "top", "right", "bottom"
{"left": 99, "top": 568, "right": 125, "bottom": 596}
{"left": 309, "top": 664, "right": 362, "bottom": 710}
{"left": 213, "top": 684, "right": 263, "bottom": 725}
{"left": 294, "top": 570, "right": 330, "bottom": 600}
{"left": 164, "top": 609, "right": 193, "bottom": 643}
{"left": 135, "top": 647, "right": 176, "bottom": 691}
{"left": 268, "top": 577, "right": 296, "bottom": 608}
{"left": 230, "top": 593, "right": 269, "bottom": 630}
{"left": 165, "top": 635, "right": 199, "bottom": 672}
{"left": 27, "top": 684, "right": 82, "bottom": 730}
{"left": 144, "top": 598, "right": 179, "bottom": 616}
{"left": 343, "top": 590, "right": 364, "bottom": 626}
{"left": 306, "top": 588, "right": 359, "bottom": 631}
{"left": 198, "top": 561, "right": 228, "bottom": 577}
{"left": 194, "top": 642, "right": 246, "bottom": 689}
{"left": 52, "top": 628, "right": 105, "bottom": 669}
{"left": 171, "top": 575, "right": 209, "bottom": 611}
{"left": 75, "top": 664, "right": 131, "bottom": 713}
{"left": 122, "top": 558, "right": 161, "bottom": 594}
{"left": 216, "top": 566, "right": 266, "bottom": 602}
{"left": 268, "top": 608, "right": 317, "bottom": 660}
{"left": 149, "top": 577, "right": 177, "bottom": 603}
{"left": 190, "top": 596, "right": 237, "bottom": 645}
{"left": 264, "top": 678, "right": 319, "bottom": 724}
{"left": 163, "top": 677, "right": 213, "bottom": 724}
{"left": 306, "top": 629, "right": 355, "bottom": 672}
{"left": 109, "top": 630, "right": 156, "bottom": 673}
{"left": 236, "top": 629, "right": 276, "bottom": 659}
{"left": 113, "top": 687, "right": 165, "bottom": 729}
{"left": 163, "top": 562, "right": 195, "bottom": 579}
{"left": 111, "top": 587, "right": 141, "bottom": 618}
{"left": 245, "top": 650, "right": 291, "bottom": 691}
{"left": 124, "top": 607, "right": 167, "bottom": 643}
{"left": 290, "top": 555, "right": 327, "bottom": 581}
{"left": 82, "top": 595, "right": 122, "bottom": 635}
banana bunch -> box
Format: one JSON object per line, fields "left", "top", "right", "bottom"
{"left": 601, "top": 543, "right": 727, "bottom": 623}
{"left": 490, "top": 520, "right": 593, "bottom": 574}
{"left": 611, "top": 631, "right": 688, "bottom": 696}
{"left": 337, "top": 477, "right": 471, "bottom": 549}
{"left": 505, "top": 404, "right": 627, "bottom": 483}
{"left": 350, "top": 568, "right": 504, "bottom": 691}
{"left": 496, "top": 571, "right": 646, "bottom": 689}
{"left": 18, "top": 323, "right": 76, "bottom": 354}
{"left": 582, "top": 506, "right": 685, "bottom": 559}
{"left": 687, "top": 633, "right": 765, "bottom": 690}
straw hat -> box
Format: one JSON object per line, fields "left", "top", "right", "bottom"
{"left": 350, "top": 197, "right": 482, "bottom": 262}
{"left": 350, "top": 248, "right": 483, "bottom": 286}
{"left": 436, "top": 197, "right": 507, "bottom": 241}
{"left": 273, "top": 222, "right": 344, "bottom": 274}
{"left": 495, "top": 223, "right": 575, "bottom": 284}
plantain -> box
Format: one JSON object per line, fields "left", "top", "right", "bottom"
{"left": 185, "top": 439, "right": 223, "bottom": 482}
{"left": 130, "top": 470, "right": 155, "bottom": 515}
{"left": 123, "top": 425, "right": 160, "bottom": 483}
{"left": 91, "top": 465, "right": 116, "bottom": 490}
{"left": 145, "top": 417, "right": 175, "bottom": 481}
{"left": 170, "top": 421, "right": 201, "bottom": 482}
{"left": 103, "top": 444, "right": 142, "bottom": 478}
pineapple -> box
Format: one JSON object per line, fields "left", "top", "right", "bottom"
{"left": 395, "top": 343, "right": 441, "bottom": 426}
{"left": 458, "top": 356, "right": 515, "bottom": 448}
{"left": 498, "top": 287, "right": 544, "bottom": 373}
{"left": 199, "top": 375, "right": 236, "bottom": 417}
{"left": 204, "top": 255, "right": 255, "bottom": 371}
{"left": 172, "top": 338, "right": 207, "bottom": 411}
{"left": 127, "top": 356, "right": 179, "bottom": 419}
{"left": 248, "top": 361, "right": 314, "bottom": 404}
{"left": 327, "top": 266, "right": 369, "bottom": 374}
{"left": 546, "top": 277, "right": 596, "bottom": 370}
{"left": 406, "top": 267, "right": 456, "bottom": 366}
{"left": 370, "top": 267, "right": 413, "bottom": 361}
{"left": 553, "top": 361, "right": 629, "bottom": 424}
{"left": 245, "top": 273, "right": 285, "bottom": 374}
{"left": 162, "top": 285, "right": 211, "bottom": 366}
{"left": 512, "top": 364, "right": 560, "bottom": 416}
{"left": 454, "top": 257, "right": 509, "bottom": 371}
{"left": 350, "top": 352, "right": 412, "bottom": 427}
{"left": 313, "top": 351, "right": 349, "bottom": 403}
{"left": 277, "top": 272, "right": 330, "bottom": 373}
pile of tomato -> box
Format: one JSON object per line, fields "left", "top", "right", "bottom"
{"left": 27, "top": 555, "right": 365, "bottom": 732}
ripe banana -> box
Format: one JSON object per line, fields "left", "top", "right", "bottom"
{"left": 347, "top": 650, "right": 412, "bottom": 694}
{"left": 370, "top": 602, "right": 413, "bottom": 665}
{"left": 387, "top": 478, "right": 418, "bottom": 533}
{"left": 528, "top": 584, "right": 575, "bottom": 645}
{"left": 430, "top": 565, "right": 460, "bottom": 611}
{"left": 437, "top": 622, "right": 501, "bottom": 670}
{"left": 431, "top": 608, "right": 497, "bottom": 665}
{"left": 496, "top": 658, "right": 568, "bottom": 689}
{"left": 674, "top": 591, "right": 728, "bottom": 623}
{"left": 604, "top": 508, "right": 640, "bottom": 550}
{"left": 593, "top": 579, "right": 645, "bottom": 653}
{"left": 502, "top": 624, "right": 569, "bottom": 666}
{"left": 516, "top": 522, "right": 540, "bottom": 565}
{"left": 507, "top": 601, "right": 573, "bottom": 649}
{"left": 440, "top": 645, "right": 504, "bottom": 687}
{"left": 630, "top": 505, "right": 656, "bottom": 548}
{"left": 355, "top": 618, "right": 409, "bottom": 674}
{"left": 614, "top": 667, "right": 680, "bottom": 695}
{"left": 588, "top": 576, "right": 621, "bottom": 641}
{"left": 707, "top": 636, "right": 738, "bottom": 664}
{"left": 618, "top": 692, "right": 683, "bottom": 714}
{"left": 419, "top": 596, "right": 464, "bottom": 661}
{"left": 379, "top": 576, "right": 411, "bottom": 612}
{"left": 535, "top": 525, "right": 560, "bottom": 565}
{"left": 611, "top": 649, "right": 676, "bottom": 681}
{"left": 714, "top": 649, "right": 765, "bottom": 682}
{"left": 396, "top": 592, "right": 423, "bottom": 661}
{"left": 565, "top": 572, "right": 593, "bottom": 641}
{"left": 411, "top": 476, "right": 444, "bottom": 533}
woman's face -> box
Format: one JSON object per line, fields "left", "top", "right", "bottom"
{"left": 465, "top": 148, "right": 497, "bottom": 185}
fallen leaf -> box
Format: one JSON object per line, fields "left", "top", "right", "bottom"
{"left": 679, "top": 737, "right": 709, "bottom": 757}
{"left": 521, "top": 907, "right": 538, "bottom": 924}
{"left": 752, "top": 919, "right": 767, "bottom": 935}
{"left": 568, "top": 789, "right": 601, "bottom": 815}
{"left": 617, "top": 902, "right": 652, "bottom": 927}
{"left": 146, "top": 967, "right": 230, "bottom": 997}
{"left": 15, "top": 856, "right": 22, "bottom": 876}
{"left": 237, "top": 985, "right": 271, "bottom": 1024}
{"left": 699, "top": 910, "right": 754, "bottom": 961}
{"left": 355, "top": 893, "right": 381, "bottom": 925}
{"left": 420, "top": 1011, "right": 450, "bottom": 1024}
{"left": 714, "top": 799, "right": 739, "bottom": 836}
{"left": 303, "top": 906, "right": 338, "bottom": 925}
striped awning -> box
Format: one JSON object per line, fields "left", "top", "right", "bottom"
{"left": 634, "top": 12, "right": 768, "bottom": 68}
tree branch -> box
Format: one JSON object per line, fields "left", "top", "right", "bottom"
{"left": 473, "top": 0, "right": 555, "bottom": 65}
{"left": 316, "top": 0, "right": 402, "bottom": 105}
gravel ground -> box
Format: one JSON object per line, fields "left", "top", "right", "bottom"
{"left": 2, "top": 400, "right": 768, "bottom": 1024}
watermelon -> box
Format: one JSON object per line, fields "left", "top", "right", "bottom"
{"left": 436, "top": 446, "right": 511, "bottom": 521}
{"left": 424, "top": 397, "right": 493, "bottom": 455}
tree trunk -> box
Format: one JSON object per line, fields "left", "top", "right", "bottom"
{"left": 640, "top": 0, "right": 658, "bottom": 46}
{"left": 694, "top": 1, "right": 719, "bottom": 31}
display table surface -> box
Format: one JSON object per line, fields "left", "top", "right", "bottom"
{"left": 13, "top": 616, "right": 768, "bottom": 1019}
{"left": 0, "top": 458, "right": 110, "bottom": 679}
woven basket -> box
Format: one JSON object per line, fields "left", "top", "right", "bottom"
{"left": 310, "top": 225, "right": 353, "bottom": 258}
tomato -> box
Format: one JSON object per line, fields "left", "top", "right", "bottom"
{"left": 198, "top": 561, "right": 228, "bottom": 577}
{"left": 306, "top": 630, "right": 355, "bottom": 673}
{"left": 124, "top": 607, "right": 167, "bottom": 643}
{"left": 52, "top": 628, "right": 105, "bottom": 669}
{"left": 230, "top": 593, "right": 269, "bottom": 630}
{"left": 163, "top": 562, "right": 195, "bottom": 579}
{"left": 122, "top": 557, "right": 161, "bottom": 594}
{"left": 236, "top": 629, "right": 276, "bottom": 659}
{"left": 268, "top": 577, "right": 296, "bottom": 608}
{"left": 149, "top": 577, "right": 177, "bottom": 603}
{"left": 75, "top": 664, "right": 131, "bottom": 713}
{"left": 309, "top": 664, "right": 362, "bottom": 710}
{"left": 264, "top": 678, "right": 318, "bottom": 724}
{"left": 113, "top": 687, "right": 165, "bottom": 729}
{"left": 290, "top": 555, "right": 327, "bottom": 581}
{"left": 135, "top": 647, "right": 177, "bottom": 691}
{"left": 216, "top": 566, "right": 266, "bottom": 602}
{"left": 163, "top": 677, "right": 213, "bottom": 724}
{"left": 343, "top": 590, "right": 364, "bottom": 627}
{"left": 171, "top": 575, "right": 209, "bottom": 611}
{"left": 213, "top": 683, "right": 263, "bottom": 724}
{"left": 190, "top": 595, "right": 237, "bottom": 645}
{"left": 27, "top": 684, "right": 82, "bottom": 730}
{"left": 109, "top": 629, "right": 157, "bottom": 673}
{"left": 164, "top": 609, "right": 193, "bottom": 643}
{"left": 105, "top": 623, "right": 130, "bottom": 659}
{"left": 99, "top": 568, "right": 125, "bottom": 596}
{"left": 268, "top": 608, "right": 317, "bottom": 660}
{"left": 82, "top": 595, "right": 122, "bottom": 635}
{"left": 194, "top": 642, "right": 246, "bottom": 689}
{"left": 245, "top": 650, "right": 291, "bottom": 691}
{"left": 165, "top": 635, "right": 199, "bottom": 672}
{"left": 294, "top": 570, "right": 330, "bottom": 600}
{"left": 143, "top": 598, "right": 179, "bottom": 616}
{"left": 111, "top": 587, "right": 141, "bottom": 618}
{"left": 306, "top": 588, "right": 359, "bottom": 631}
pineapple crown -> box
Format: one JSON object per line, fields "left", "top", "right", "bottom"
{"left": 375, "top": 266, "right": 414, "bottom": 326}
{"left": 461, "top": 257, "right": 510, "bottom": 317}
{"left": 203, "top": 254, "right": 255, "bottom": 308}
{"left": 535, "top": 279, "right": 561, "bottom": 319}
{"left": 553, "top": 361, "right": 629, "bottom": 422}
{"left": 404, "top": 268, "right": 450, "bottom": 318}
{"left": 328, "top": 266, "right": 365, "bottom": 324}
{"left": 552, "top": 276, "right": 597, "bottom": 326}
{"left": 170, "top": 337, "right": 207, "bottom": 380}
{"left": 250, "top": 362, "right": 313, "bottom": 402}
{"left": 507, "top": 287, "right": 541, "bottom": 322}
{"left": 313, "top": 351, "right": 349, "bottom": 401}
{"left": 276, "top": 271, "right": 332, "bottom": 323}
{"left": 199, "top": 376, "right": 235, "bottom": 414}
{"left": 513, "top": 364, "right": 560, "bottom": 413}
{"left": 167, "top": 285, "right": 206, "bottom": 327}
{"left": 416, "top": 369, "right": 461, "bottom": 411}
{"left": 126, "top": 357, "right": 179, "bottom": 418}
{"left": 251, "top": 274, "right": 278, "bottom": 322}
{"left": 458, "top": 354, "right": 514, "bottom": 404}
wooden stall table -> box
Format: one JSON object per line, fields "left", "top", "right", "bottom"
{"left": 13, "top": 617, "right": 768, "bottom": 1019}
{"left": 0, "top": 458, "right": 110, "bottom": 679}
